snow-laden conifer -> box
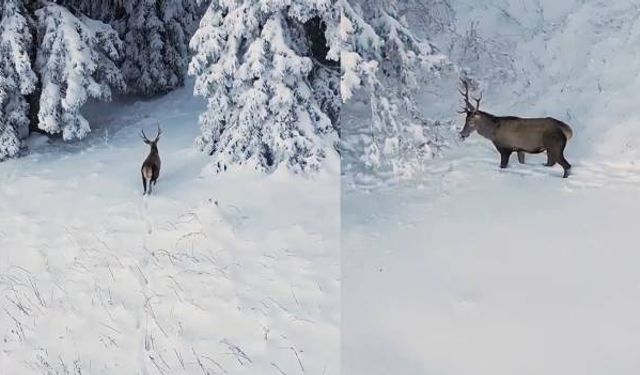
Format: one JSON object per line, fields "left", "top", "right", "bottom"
{"left": 120, "top": 0, "right": 199, "bottom": 95}
{"left": 35, "top": 1, "right": 125, "bottom": 140}
{"left": 189, "top": 0, "right": 339, "bottom": 173}
{"left": 341, "top": 0, "right": 447, "bottom": 178}
{"left": 0, "top": 0, "right": 36, "bottom": 160}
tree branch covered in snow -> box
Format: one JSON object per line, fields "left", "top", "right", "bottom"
{"left": 189, "top": 0, "right": 339, "bottom": 173}
{"left": 341, "top": 0, "right": 448, "bottom": 179}
{"left": 0, "top": 0, "right": 204, "bottom": 160}
{"left": 0, "top": 0, "right": 37, "bottom": 159}
{"left": 65, "top": 0, "right": 201, "bottom": 95}
{"left": 35, "top": 1, "right": 125, "bottom": 140}
{"left": 119, "top": 0, "right": 200, "bottom": 95}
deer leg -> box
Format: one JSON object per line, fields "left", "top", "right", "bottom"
{"left": 142, "top": 175, "right": 147, "bottom": 195}
{"left": 498, "top": 148, "right": 512, "bottom": 169}
{"left": 544, "top": 151, "right": 556, "bottom": 167}
{"left": 557, "top": 139, "right": 571, "bottom": 178}
{"left": 544, "top": 130, "right": 570, "bottom": 178}
{"left": 558, "top": 155, "right": 571, "bottom": 178}
{"left": 517, "top": 151, "right": 526, "bottom": 164}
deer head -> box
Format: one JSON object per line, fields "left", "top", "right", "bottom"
{"left": 140, "top": 123, "right": 162, "bottom": 148}
{"left": 457, "top": 78, "right": 483, "bottom": 140}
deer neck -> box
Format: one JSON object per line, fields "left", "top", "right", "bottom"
{"left": 475, "top": 113, "right": 499, "bottom": 141}
{"left": 149, "top": 144, "right": 158, "bottom": 155}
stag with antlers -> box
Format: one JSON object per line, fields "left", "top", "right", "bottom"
{"left": 457, "top": 78, "right": 574, "bottom": 178}
{"left": 140, "top": 124, "right": 162, "bottom": 195}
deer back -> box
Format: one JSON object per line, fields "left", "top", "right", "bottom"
{"left": 492, "top": 116, "right": 571, "bottom": 152}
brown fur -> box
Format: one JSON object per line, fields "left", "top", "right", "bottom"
{"left": 456, "top": 80, "right": 573, "bottom": 178}
{"left": 461, "top": 111, "right": 573, "bottom": 178}
{"left": 140, "top": 126, "right": 162, "bottom": 195}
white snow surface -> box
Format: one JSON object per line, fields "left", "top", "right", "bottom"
{"left": 344, "top": 141, "right": 640, "bottom": 374}
{"left": 0, "top": 81, "right": 339, "bottom": 374}
{"left": 344, "top": 1, "right": 640, "bottom": 374}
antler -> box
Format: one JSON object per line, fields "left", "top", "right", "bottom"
{"left": 154, "top": 122, "right": 162, "bottom": 142}
{"left": 472, "top": 92, "right": 482, "bottom": 112}
{"left": 458, "top": 78, "right": 482, "bottom": 114}
{"left": 140, "top": 122, "right": 162, "bottom": 143}
{"left": 139, "top": 128, "right": 150, "bottom": 142}
{"left": 458, "top": 78, "right": 474, "bottom": 113}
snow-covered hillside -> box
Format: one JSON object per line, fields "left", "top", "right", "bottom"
{"left": 343, "top": 1, "right": 640, "bottom": 374}
{"left": 417, "top": 0, "right": 640, "bottom": 164}
{"left": 0, "top": 82, "right": 339, "bottom": 374}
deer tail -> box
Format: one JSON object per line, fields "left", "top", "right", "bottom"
{"left": 142, "top": 165, "right": 153, "bottom": 181}
{"left": 558, "top": 121, "right": 573, "bottom": 140}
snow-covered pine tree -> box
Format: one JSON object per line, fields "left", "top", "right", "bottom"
{"left": 0, "top": 0, "right": 202, "bottom": 161}
{"left": 341, "top": 0, "right": 448, "bottom": 179}
{"left": 189, "top": 0, "right": 339, "bottom": 173}
{"left": 159, "top": 0, "right": 200, "bottom": 87}
{"left": 0, "top": 0, "right": 37, "bottom": 160}
{"left": 119, "top": 0, "right": 199, "bottom": 95}
{"left": 34, "top": 1, "right": 125, "bottom": 140}
{"left": 61, "top": 0, "right": 125, "bottom": 22}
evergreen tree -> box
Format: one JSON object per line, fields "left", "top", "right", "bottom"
{"left": 0, "top": 0, "right": 128, "bottom": 157}
{"left": 119, "top": 0, "right": 199, "bottom": 95}
{"left": 0, "top": 0, "right": 37, "bottom": 160}
{"left": 189, "top": 0, "right": 339, "bottom": 173}
{"left": 62, "top": 0, "right": 125, "bottom": 22}
{"left": 341, "top": 0, "right": 448, "bottom": 178}
{"left": 35, "top": 1, "right": 125, "bottom": 140}
{"left": 0, "top": 0, "right": 204, "bottom": 161}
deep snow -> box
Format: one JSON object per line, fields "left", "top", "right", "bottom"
{"left": 343, "top": 140, "right": 640, "bottom": 374}
{"left": 343, "top": 1, "right": 640, "bottom": 374}
{"left": 0, "top": 81, "right": 339, "bottom": 374}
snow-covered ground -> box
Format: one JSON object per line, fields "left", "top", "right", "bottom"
{"left": 0, "top": 82, "right": 339, "bottom": 374}
{"left": 343, "top": 1, "right": 640, "bottom": 374}
{"left": 344, "top": 140, "right": 640, "bottom": 374}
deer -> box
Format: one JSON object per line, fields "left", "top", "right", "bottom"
{"left": 140, "top": 124, "right": 162, "bottom": 195}
{"left": 457, "top": 79, "right": 573, "bottom": 178}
